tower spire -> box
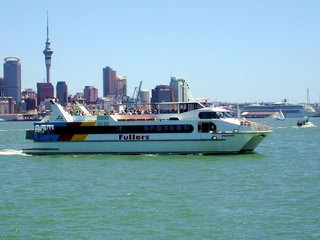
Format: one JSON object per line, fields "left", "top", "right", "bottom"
{"left": 43, "top": 11, "right": 53, "bottom": 84}
{"left": 46, "top": 11, "right": 49, "bottom": 41}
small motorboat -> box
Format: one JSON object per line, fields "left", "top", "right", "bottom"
{"left": 297, "top": 118, "right": 316, "bottom": 128}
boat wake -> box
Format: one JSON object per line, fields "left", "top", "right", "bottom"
{"left": 0, "top": 149, "right": 29, "bottom": 156}
{"left": 292, "top": 124, "right": 317, "bottom": 129}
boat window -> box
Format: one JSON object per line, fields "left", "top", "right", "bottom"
{"left": 215, "top": 111, "right": 234, "bottom": 118}
{"left": 179, "top": 103, "right": 188, "bottom": 113}
{"left": 199, "top": 112, "right": 220, "bottom": 119}
{"left": 188, "top": 103, "right": 202, "bottom": 111}
{"left": 198, "top": 122, "right": 216, "bottom": 133}
{"left": 222, "top": 112, "right": 235, "bottom": 118}
{"left": 159, "top": 103, "right": 178, "bottom": 114}
{"left": 149, "top": 126, "right": 155, "bottom": 132}
{"left": 34, "top": 124, "right": 55, "bottom": 135}
{"left": 53, "top": 124, "right": 194, "bottom": 134}
{"left": 169, "top": 117, "right": 179, "bottom": 120}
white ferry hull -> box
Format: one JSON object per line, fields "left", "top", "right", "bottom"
{"left": 23, "top": 100, "right": 271, "bottom": 155}
{"left": 23, "top": 132, "right": 268, "bottom": 155}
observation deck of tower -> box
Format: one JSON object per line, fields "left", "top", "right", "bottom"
{"left": 43, "top": 13, "right": 53, "bottom": 83}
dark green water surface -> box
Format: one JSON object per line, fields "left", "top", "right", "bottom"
{"left": 0, "top": 119, "right": 319, "bottom": 239}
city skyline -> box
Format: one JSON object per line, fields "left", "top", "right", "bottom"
{"left": 1, "top": 0, "right": 320, "bottom": 103}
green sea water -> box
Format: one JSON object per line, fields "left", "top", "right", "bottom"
{"left": 0, "top": 119, "right": 319, "bottom": 239}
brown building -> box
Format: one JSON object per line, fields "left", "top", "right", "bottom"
{"left": 151, "top": 85, "right": 172, "bottom": 103}
{"left": 103, "top": 66, "right": 116, "bottom": 97}
{"left": 37, "top": 82, "right": 54, "bottom": 105}
{"left": 84, "top": 86, "right": 98, "bottom": 104}
{"left": 103, "top": 66, "right": 127, "bottom": 98}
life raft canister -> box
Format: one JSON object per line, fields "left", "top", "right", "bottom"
{"left": 243, "top": 120, "right": 251, "bottom": 126}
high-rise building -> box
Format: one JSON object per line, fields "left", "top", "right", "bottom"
{"left": 37, "top": 82, "right": 54, "bottom": 105}
{"left": 103, "top": 66, "right": 127, "bottom": 98}
{"left": 84, "top": 86, "right": 98, "bottom": 104}
{"left": 116, "top": 76, "right": 127, "bottom": 98}
{"left": 56, "top": 81, "right": 68, "bottom": 106}
{"left": 151, "top": 85, "right": 172, "bottom": 103}
{"left": 170, "top": 77, "right": 194, "bottom": 102}
{"left": 103, "top": 66, "right": 116, "bottom": 97}
{"left": 3, "top": 57, "right": 21, "bottom": 112}
{"left": 43, "top": 13, "right": 53, "bottom": 83}
{"left": 0, "top": 77, "right": 4, "bottom": 97}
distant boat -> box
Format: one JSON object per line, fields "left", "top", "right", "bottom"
{"left": 0, "top": 118, "right": 5, "bottom": 122}
{"left": 276, "top": 109, "right": 285, "bottom": 120}
{"left": 242, "top": 100, "right": 316, "bottom": 118}
{"left": 297, "top": 118, "right": 316, "bottom": 128}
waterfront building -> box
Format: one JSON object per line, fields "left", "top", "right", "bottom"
{"left": 21, "top": 89, "right": 37, "bottom": 111}
{"left": 151, "top": 85, "right": 172, "bottom": 103}
{"left": 72, "top": 92, "right": 86, "bottom": 105}
{"left": 56, "top": 81, "right": 68, "bottom": 106}
{"left": 0, "top": 96, "right": 15, "bottom": 114}
{"left": 3, "top": 57, "right": 21, "bottom": 112}
{"left": 139, "top": 90, "right": 150, "bottom": 104}
{"left": 170, "top": 77, "right": 194, "bottom": 102}
{"left": 22, "top": 98, "right": 37, "bottom": 112}
{"left": 84, "top": 86, "right": 98, "bottom": 104}
{"left": 95, "top": 97, "right": 122, "bottom": 112}
{"left": 43, "top": 13, "right": 53, "bottom": 83}
{"left": 0, "top": 77, "right": 4, "bottom": 97}
{"left": 37, "top": 82, "right": 54, "bottom": 105}
{"left": 138, "top": 89, "right": 151, "bottom": 110}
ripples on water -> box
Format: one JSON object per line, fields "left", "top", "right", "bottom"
{"left": 0, "top": 120, "right": 319, "bottom": 239}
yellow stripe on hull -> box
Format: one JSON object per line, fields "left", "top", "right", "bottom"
{"left": 80, "top": 121, "right": 96, "bottom": 126}
{"left": 71, "top": 134, "right": 88, "bottom": 141}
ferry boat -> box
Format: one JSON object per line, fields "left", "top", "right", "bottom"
{"left": 241, "top": 101, "right": 316, "bottom": 118}
{"left": 23, "top": 100, "right": 271, "bottom": 155}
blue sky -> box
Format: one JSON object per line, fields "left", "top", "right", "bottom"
{"left": 1, "top": 0, "right": 319, "bottom": 103}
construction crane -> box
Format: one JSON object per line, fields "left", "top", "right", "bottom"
{"left": 130, "top": 81, "right": 143, "bottom": 109}
{"left": 136, "top": 81, "right": 143, "bottom": 103}
{"left": 132, "top": 87, "right": 138, "bottom": 99}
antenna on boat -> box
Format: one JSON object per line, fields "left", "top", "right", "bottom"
{"left": 237, "top": 105, "right": 241, "bottom": 119}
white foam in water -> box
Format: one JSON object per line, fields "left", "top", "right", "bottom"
{"left": 0, "top": 149, "right": 29, "bottom": 156}
{"left": 143, "top": 154, "right": 158, "bottom": 157}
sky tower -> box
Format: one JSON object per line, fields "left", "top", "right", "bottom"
{"left": 43, "top": 12, "right": 53, "bottom": 83}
